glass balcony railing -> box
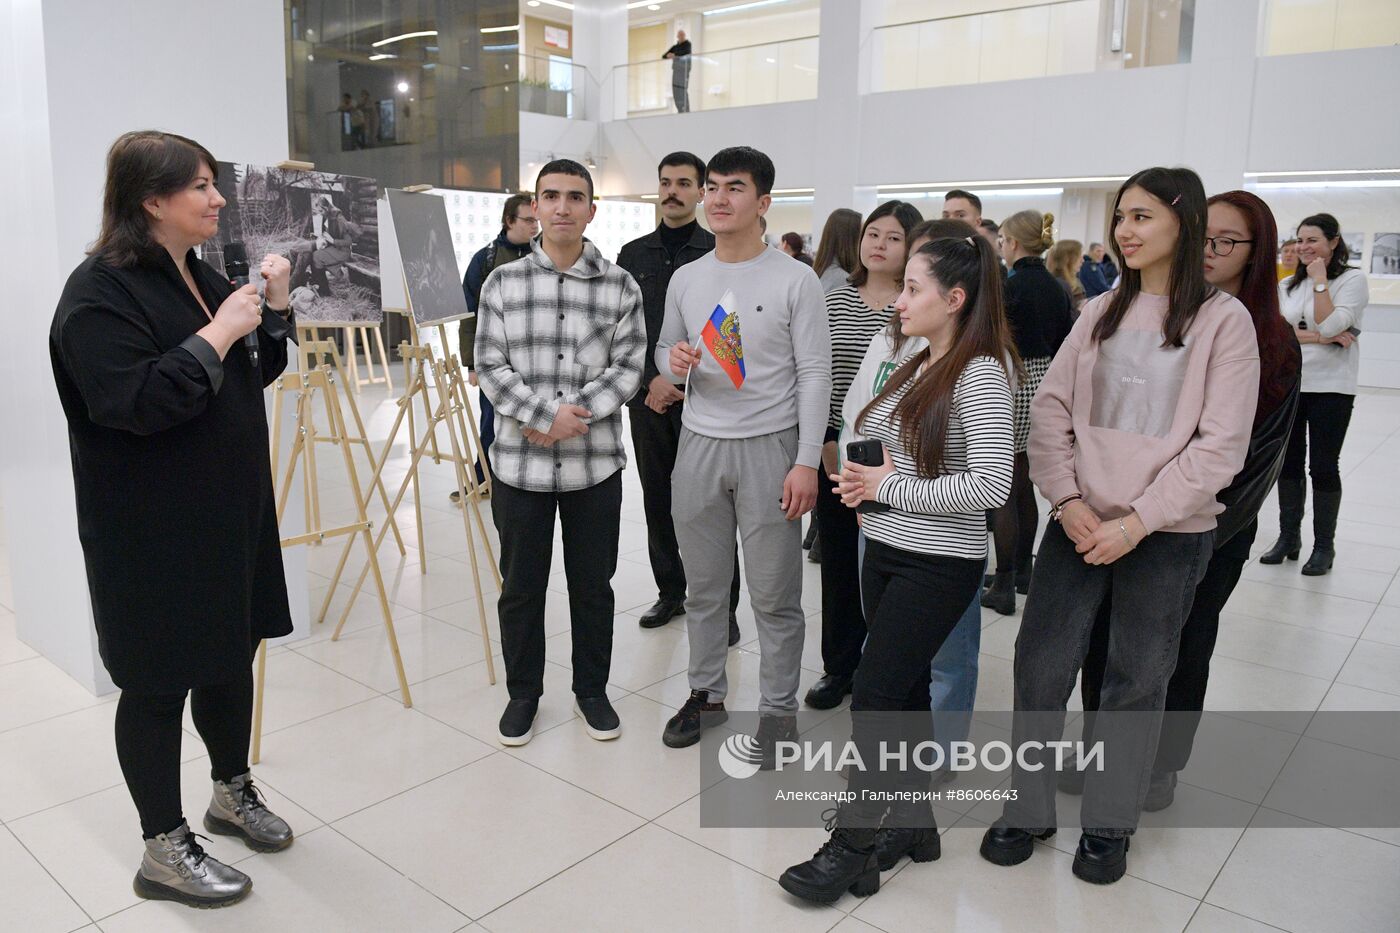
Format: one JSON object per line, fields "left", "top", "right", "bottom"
{"left": 612, "top": 35, "right": 819, "bottom": 118}
{"left": 866, "top": 0, "right": 1193, "bottom": 95}
{"left": 517, "top": 53, "right": 597, "bottom": 120}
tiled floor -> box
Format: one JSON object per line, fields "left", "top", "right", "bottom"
{"left": 2, "top": 383, "right": 1398, "bottom": 933}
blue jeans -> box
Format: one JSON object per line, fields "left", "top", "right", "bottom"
{"left": 856, "top": 534, "right": 983, "bottom": 754}
{"left": 930, "top": 572, "right": 982, "bottom": 756}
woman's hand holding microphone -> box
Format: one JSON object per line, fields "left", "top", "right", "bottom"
{"left": 197, "top": 253, "right": 292, "bottom": 360}
{"left": 198, "top": 284, "right": 263, "bottom": 359}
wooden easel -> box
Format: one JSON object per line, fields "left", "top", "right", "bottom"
{"left": 319, "top": 312, "right": 500, "bottom": 685}
{"left": 343, "top": 323, "right": 393, "bottom": 394}
{"left": 253, "top": 357, "right": 413, "bottom": 765}
{"left": 283, "top": 327, "right": 406, "bottom": 556}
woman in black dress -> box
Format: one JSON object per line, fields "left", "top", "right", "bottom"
{"left": 49, "top": 131, "right": 298, "bottom": 909}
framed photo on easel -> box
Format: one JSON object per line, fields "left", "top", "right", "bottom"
{"left": 202, "top": 161, "right": 383, "bottom": 325}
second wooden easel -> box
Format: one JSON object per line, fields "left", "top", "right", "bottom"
{"left": 254, "top": 355, "right": 413, "bottom": 764}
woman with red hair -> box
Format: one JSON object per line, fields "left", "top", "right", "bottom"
{"left": 1069, "top": 189, "right": 1301, "bottom": 810}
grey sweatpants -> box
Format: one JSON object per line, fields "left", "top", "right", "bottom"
{"left": 672, "top": 427, "right": 806, "bottom": 713}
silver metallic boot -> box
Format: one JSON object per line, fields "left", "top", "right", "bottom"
{"left": 204, "top": 772, "right": 295, "bottom": 853}
{"left": 133, "top": 820, "right": 252, "bottom": 908}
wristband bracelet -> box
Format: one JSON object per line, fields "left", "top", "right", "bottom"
{"left": 1117, "top": 517, "right": 1133, "bottom": 548}
{"left": 1050, "top": 494, "right": 1082, "bottom": 522}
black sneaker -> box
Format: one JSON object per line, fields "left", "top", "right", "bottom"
{"left": 728, "top": 612, "right": 741, "bottom": 647}
{"left": 574, "top": 695, "right": 621, "bottom": 741}
{"left": 754, "top": 713, "right": 799, "bottom": 770}
{"left": 663, "top": 690, "right": 728, "bottom": 748}
{"left": 497, "top": 698, "right": 539, "bottom": 747}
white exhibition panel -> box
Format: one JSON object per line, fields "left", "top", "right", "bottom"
{"left": 0, "top": 0, "right": 306, "bottom": 694}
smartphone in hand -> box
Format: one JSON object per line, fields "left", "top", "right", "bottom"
{"left": 846, "top": 440, "right": 892, "bottom": 515}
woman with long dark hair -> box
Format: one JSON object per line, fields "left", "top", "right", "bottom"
{"left": 982, "top": 210, "right": 1075, "bottom": 614}
{"left": 805, "top": 200, "right": 922, "bottom": 710}
{"left": 839, "top": 218, "right": 990, "bottom": 782}
{"left": 1261, "top": 212, "right": 1367, "bottom": 575}
{"left": 981, "top": 167, "right": 1259, "bottom": 885}
{"left": 813, "top": 207, "right": 863, "bottom": 294}
{"left": 49, "top": 131, "right": 298, "bottom": 908}
{"left": 780, "top": 235, "right": 1014, "bottom": 903}
{"left": 1068, "top": 190, "right": 1301, "bottom": 808}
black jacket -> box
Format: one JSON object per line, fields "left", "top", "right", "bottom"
{"left": 615, "top": 222, "right": 715, "bottom": 405}
{"left": 458, "top": 231, "right": 532, "bottom": 368}
{"left": 1214, "top": 343, "right": 1302, "bottom": 548}
{"left": 1006, "top": 257, "right": 1075, "bottom": 359}
{"left": 49, "top": 250, "right": 296, "bottom": 690}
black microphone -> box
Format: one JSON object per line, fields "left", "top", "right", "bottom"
{"left": 223, "top": 241, "right": 260, "bottom": 368}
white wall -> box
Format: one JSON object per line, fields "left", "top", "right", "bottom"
{"left": 1248, "top": 46, "right": 1400, "bottom": 172}
{"left": 0, "top": 0, "right": 303, "bottom": 694}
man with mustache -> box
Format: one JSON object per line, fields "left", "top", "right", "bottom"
{"left": 616, "top": 152, "right": 742, "bottom": 644}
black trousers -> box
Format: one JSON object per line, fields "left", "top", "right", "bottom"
{"left": 115, "top": 666, "right": 256, "bottom": 838}
{"left": 1078, "top": 518, "right": 1258, "bottom": 772}
{"left": 816, "top": 467, "right": 865, "bottom": 677}
{"left": 847, "top": 538, "right": 982, "bottom": 802}
{"left": 492, "top": 472, "right": 622, "bottom": 700}
{"left": 628, "top": 402, "right": 740, "bottom": 610}
{"left": 1005, "top": 522, "right": 1212, "bottom": 836}
{"left": 1280, "top": 391, "right": 1354, "bottom": 493}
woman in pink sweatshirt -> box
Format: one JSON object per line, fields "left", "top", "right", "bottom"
{"left": 979, "top": 167, "right": 1260, "bottom": 885}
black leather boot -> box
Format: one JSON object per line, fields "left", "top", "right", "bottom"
{"left": 779, "top": 804, "right": 884, "bottom": 903}
{"left": 1014, "top": 555, "right": 1034, "bottom": 595}
{"left": 980, "top": 571, "right": 1015, "bottom": 616}
{"left": 1260, "top": 478, "right": 1304, "bottom": 564}
{"left": 875, "top": 795, "right": 940, "bottom": 871}
{"left": 1072, "top": 833, "right": 1130, "bottom": 884}
{"left": 1302, "top": 490, "right": 1341, "bottom": 576}
{"left": 803, "top": 672, "right": 853, "bottom": 710}
{"left": 979, "top": 821, "right": 1055, "bottom": 866}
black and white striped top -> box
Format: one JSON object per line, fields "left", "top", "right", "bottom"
{"left": 861, "top": 355, "right": 1014, "bottom": 559}
{"left": 826, "top": 285, "right": 896, "bottom": 432}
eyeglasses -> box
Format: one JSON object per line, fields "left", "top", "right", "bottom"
{"left": 1206, "top": 236, "right": 1253, "bottom": 256}
{"left": 513, "top": 215, "right": 540, "bottom": 225}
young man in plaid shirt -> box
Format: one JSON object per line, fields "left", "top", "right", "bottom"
{"left": 475, "top": 159, "right": 646, "bottom": 747}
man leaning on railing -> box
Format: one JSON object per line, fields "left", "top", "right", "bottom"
{"left": 664, "top": 29, "right": 693, "bottom": 113}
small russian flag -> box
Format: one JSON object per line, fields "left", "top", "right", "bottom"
{"left": 700, "top": 290, "right": 745, "bottom": 389}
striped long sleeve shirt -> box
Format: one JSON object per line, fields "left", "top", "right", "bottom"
{"left": 474, "top": 238, "right": 645, "bottom": 492}
{"left": 859, "top": 354, "right": 1014, "bottom": 559}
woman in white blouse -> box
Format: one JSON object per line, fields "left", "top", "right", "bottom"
{"left": 1261, "top": 213, "right": 1367, "bottom": 576}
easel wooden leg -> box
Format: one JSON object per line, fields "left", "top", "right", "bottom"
{"left": 374, "top": 326, "right": 394, "bottom": 395}
{"left": 432, "top": 356, "right": 497, "bottom": 684}
{"left": 322, "top": 374, "right": 412, "bottom": 706}
{"left": 251, "top": 639, "right": 268, "bottom": 765}
{"left": 345, "top": 326, "right": 361, "bottom": 394}
{"left": 324, "top": 340, "right": 405, "bottom": 556}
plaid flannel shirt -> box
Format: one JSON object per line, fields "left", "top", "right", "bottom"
{"left": 475, "top": 238, "right": 645, "bottom": 492}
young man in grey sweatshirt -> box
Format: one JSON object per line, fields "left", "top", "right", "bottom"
{"left": 654, "top": 146, "right": 831, "bottom": 757}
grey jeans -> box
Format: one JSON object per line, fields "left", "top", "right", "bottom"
{"left": 672, "top": 427, "right": 805, "bottom": 712}
{"left": 1003, "top": 520, "right": 1212, "bottom": 836}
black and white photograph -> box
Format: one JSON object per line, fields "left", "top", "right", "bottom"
{"left": 1371, "top": 232, "right": 1400, "bottom": 277}
{"left": 1339, "top": 230, "right": 1365, "bottom": 265}
{"left": 202, "top": 162, "right": 383, "bottom": 324}
{"left": 386, "top": 188, "right": 470, "bottom": 326}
